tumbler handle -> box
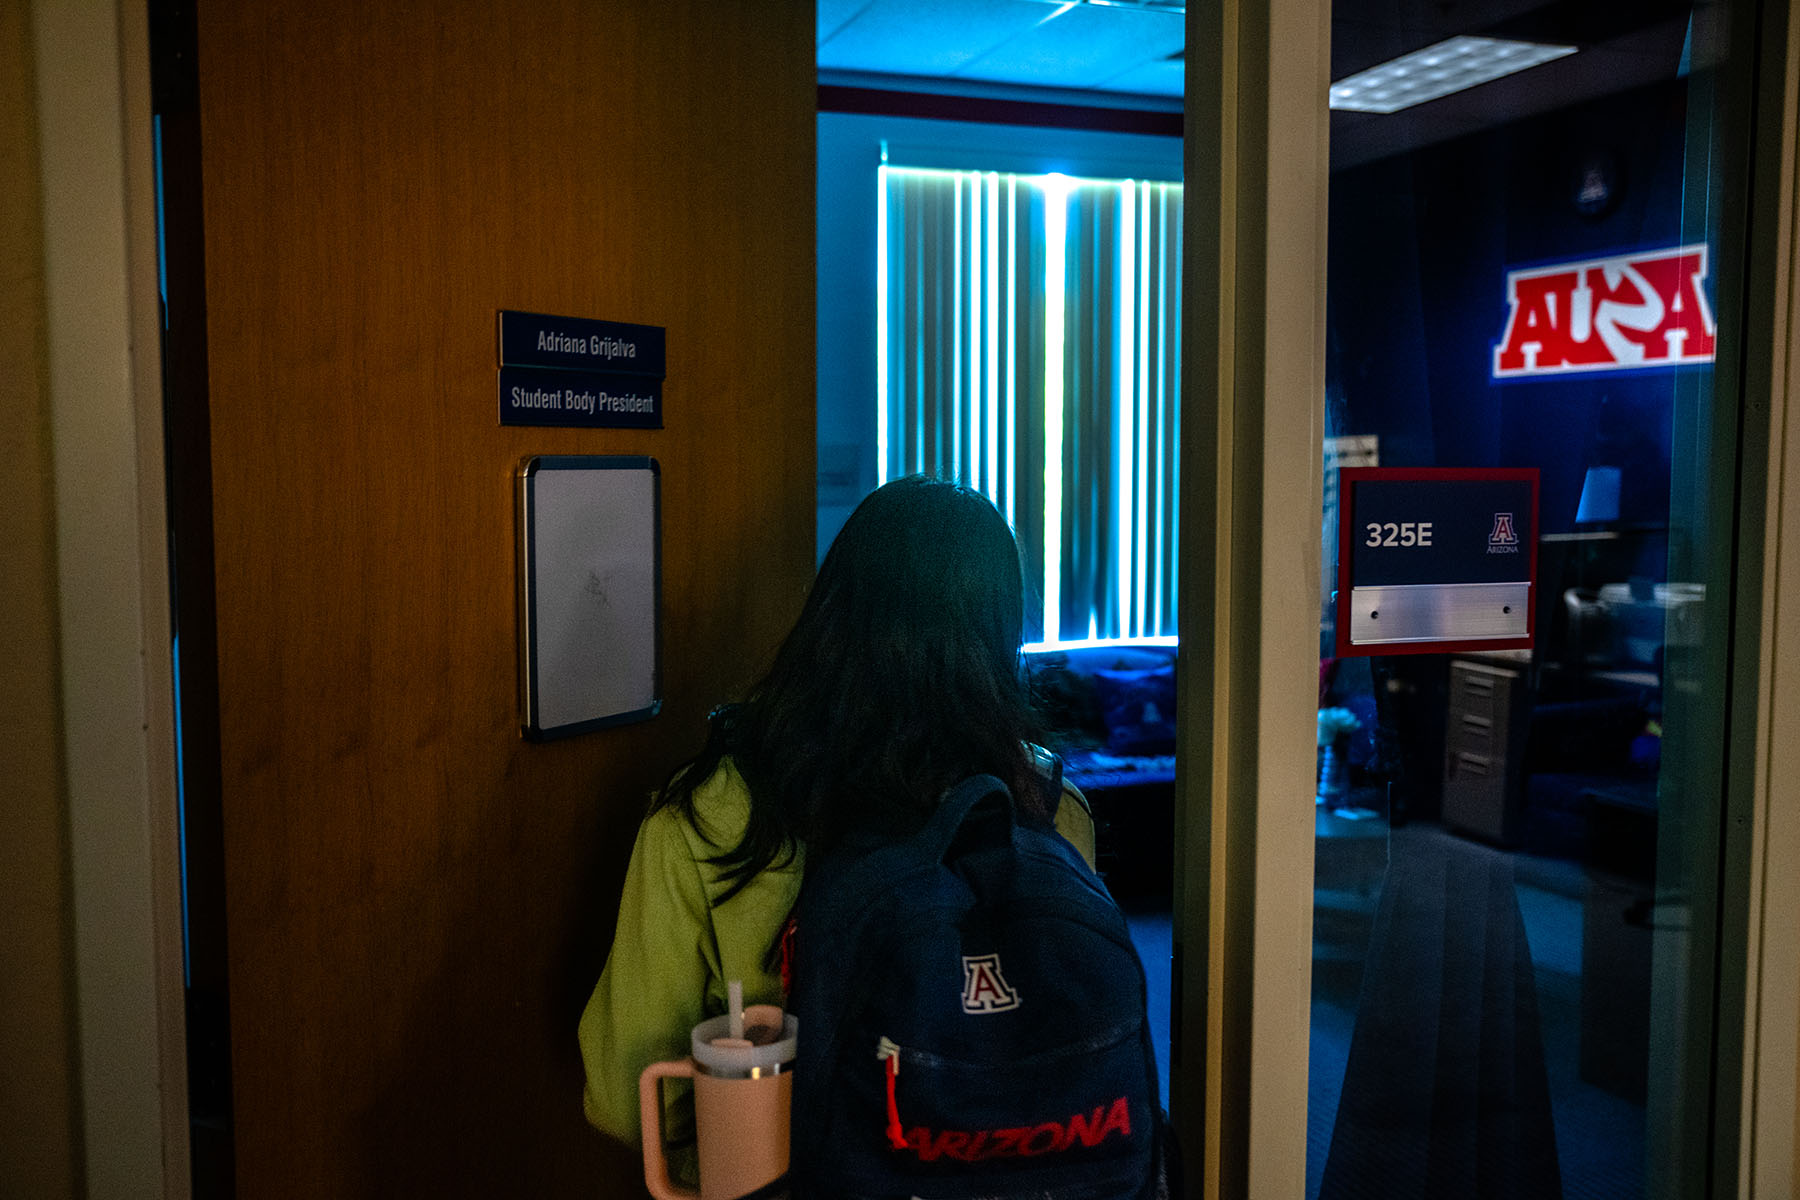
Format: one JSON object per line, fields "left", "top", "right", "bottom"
{"left": 639, "top": 1058, "right": 699, "bottom": 1200}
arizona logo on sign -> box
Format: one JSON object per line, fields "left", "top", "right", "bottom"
{"left": 962, "top": 954, "right": 1022, "bottom": 1014}
{"left": 1492, "top": 244, "right": 1716, "bottom": 378}
{"left": 1488, "top": 512, "right": 1519, "bottom": 554}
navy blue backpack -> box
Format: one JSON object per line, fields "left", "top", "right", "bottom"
{"left": 788, "top": 774, "right": 1165, "bottom": 1200}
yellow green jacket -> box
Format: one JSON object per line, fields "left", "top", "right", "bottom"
{"left": 578, "top": 757, "right": 1096, "bottom": 1147}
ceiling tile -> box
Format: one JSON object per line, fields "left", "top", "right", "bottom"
{"left": 1093, "top": 58, "right": 1185, "bottom": 99}
{"left": 817, "top": 0, "right": 1059, "bottom": 77}
{"left": 954, "top": 4, "right": 1183, "bottom": 88}
{"left": 818, "top": 0, "right": 876, "bottom": 44}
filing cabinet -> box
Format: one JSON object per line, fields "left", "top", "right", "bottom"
{"left": 1441, "top": 656, "right": 1530, "bottom": 844}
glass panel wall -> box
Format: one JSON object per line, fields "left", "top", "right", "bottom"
{"left": 1309, "top": 3, "right": 1760, "bottom": 1197}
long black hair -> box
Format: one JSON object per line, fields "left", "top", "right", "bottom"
{"left": 654, "top": 475, "right": 1052, "bottom": 898}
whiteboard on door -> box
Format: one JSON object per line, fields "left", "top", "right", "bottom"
{"left": 517, "top": 455, "right": 661, "bottom": 739}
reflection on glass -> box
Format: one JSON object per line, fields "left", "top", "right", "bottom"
{"left": 1310, "top": 3, "right": 1742, "bottom": 1197}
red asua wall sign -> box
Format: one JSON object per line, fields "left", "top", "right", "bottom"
{"left": 1492, "top": 244, "right": 1716, "bottom": 379}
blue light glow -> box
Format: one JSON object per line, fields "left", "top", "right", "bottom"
{"left": 985, "top": 172, "right": 1001, "bottom": 507}
{"left": 880, "top": 165, "right": 1182, "bottom": 644}
{"left": 1022, "top": 635, "right": 1180, "bottom": 655}
{"left": 972, "top": 176, "right": 986, "bottom": 493}
{"left": 1116, "top": 180, "right": 1137, "bottom": 638}
{"left": 1041, "top": 172, "right": 1073, "bottom": 645}
{"left": 952, "top": 178, "right": 964, "bottom": 480}
{"left": 1006, "top": 175, "right": 1018, "bottom": 526}
{"left": 877, "top": 165, "right": 890, "bottom": 484}
{"left": 1136, "top": 183, "right": 1152, "bottom": 637}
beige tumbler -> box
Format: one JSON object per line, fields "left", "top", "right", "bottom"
{"left": 639, "top": 1004, "right": 797, "bottom": 1200}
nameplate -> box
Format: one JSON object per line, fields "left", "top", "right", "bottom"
{"left": 499, "top": 365, "right": 663, "bottom": 429}
{"left": 498, "top": 311, "right": 666, "bottom": 378}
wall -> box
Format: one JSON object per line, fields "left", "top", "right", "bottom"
{"left": 816, "top": 109, "right": 1180, "bottom": 557}
{"left": 0, "top": 4, "right": 81, "bottom": 1196}
{"left": 1329, "top": 77, "right": 1695, "bottom": 543}
{"left": 190, "top": 2, "right": 815, "bottom": 1195}
{"left": 1324, "top": 77, "right": 1702, "bottom": 706}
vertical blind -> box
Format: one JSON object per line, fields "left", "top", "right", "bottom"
{"left": 879, "top": 166, "right": 1183, "bottom": 644}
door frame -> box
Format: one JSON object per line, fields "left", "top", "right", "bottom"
{"left": 1176, "top": 1, "right": 1329, "bottom": 1195}
{"left": 1737, "top": 0, "right": 1800, "bottom": 1193}
{"left": 1174, "top": 0, "right": 1800, "bottom": 1197}
{"left": 40, "top": 0, "right": 1800, "bottom": 1196}
{"left": 30, "top": 0, "right": 187, "bottom": 1195}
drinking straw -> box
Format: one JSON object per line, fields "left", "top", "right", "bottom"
{"left": 728, "top": 980, "right": 744, "bottom": 1041}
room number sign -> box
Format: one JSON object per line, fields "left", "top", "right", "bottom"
{"left": 1335, "top": 467, "right": 1538, "bottom": 656}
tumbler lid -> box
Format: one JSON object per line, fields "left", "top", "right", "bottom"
{"left": 691, "top": 1006, "right": 797, "bottom": 1077}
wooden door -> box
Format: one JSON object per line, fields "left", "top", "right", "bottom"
{"left": 188, "top": 2, "right": 814, "bottom": 1194}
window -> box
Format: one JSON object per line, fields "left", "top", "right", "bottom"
{"left": 878, "top": 165, "right": 1183, "bottom": 646}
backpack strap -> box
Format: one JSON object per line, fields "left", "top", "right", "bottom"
{"left": 916, "top": 774, "right": 1015, "bottom": 863}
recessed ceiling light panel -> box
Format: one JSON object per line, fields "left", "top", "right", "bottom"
{"left": 1330, "top": 35, "right": 1577, "bottom": 114}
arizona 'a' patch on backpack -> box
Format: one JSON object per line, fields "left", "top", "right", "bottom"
{"left": 788, "top": 774, "right": 1164, "bottom": 1199}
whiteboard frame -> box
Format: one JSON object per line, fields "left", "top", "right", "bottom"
{"left": 516, "top": 455, "right": 662, "bottom": 740}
